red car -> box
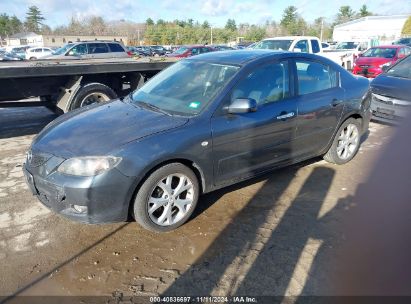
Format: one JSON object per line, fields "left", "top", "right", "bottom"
{"left": 166, "top": 45, "right": 214, "bottom": 58}
{"left": 352, "top": 45, "right": 411, "bottom": 78}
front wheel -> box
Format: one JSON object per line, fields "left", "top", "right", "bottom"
{"left": 133, "top": 163, "right": 199, "bottom": 232}
{"left": 323, "top": 118, "right": 361, "bottom": 165}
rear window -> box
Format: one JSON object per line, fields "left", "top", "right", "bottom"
{"left": 108, "top": 43, "right": 125, "bottom": 52}
{"left": 88, "top": 43, "right": 109, "bottom": 54}
{"left": 296, "top": 60, "right": 338, "bottom": 95}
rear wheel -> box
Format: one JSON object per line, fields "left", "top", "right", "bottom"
{"left": 133, "top": 163, "right": 199, "bottom": 232}
{"left": 323, "top": 118, "right": 361, "bottom": 165}
{"left": 69, "top": 83, "right": 117, "bottom": 110}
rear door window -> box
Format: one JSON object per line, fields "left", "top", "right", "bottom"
{"left": 296, "top": 60, "right": 338, "bottom": 95}
{"left": 88, "top": 43, "right": 109, "bottom": 54}
{"left": 311, "top": 39, "right": 321, "bottom": 53}
{"left": 108, "top": 43, "right": 125, "bottom": 52}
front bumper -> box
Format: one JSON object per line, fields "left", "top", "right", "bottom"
{"left": 23, "top": 163, "right": 135, "bottom": 224}
{"left": 370, "top": 94, "right": 411, "bottom": 123}
{"left": 352, "top": 66, "right": 382, "bottom": 78}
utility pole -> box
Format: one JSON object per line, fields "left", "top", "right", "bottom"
{"left": 320, "top": 19, "right": 324, "bottom": 41}
{"left": 211, "top": 26, "right": 213, "bottom": 45}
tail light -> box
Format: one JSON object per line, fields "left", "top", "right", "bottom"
{"left": 127, "top": 51, "right": 133, "bottom": 56}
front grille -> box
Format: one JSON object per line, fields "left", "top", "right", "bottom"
{"left": 26, "top": 150, "right": 52, "bottom": 167}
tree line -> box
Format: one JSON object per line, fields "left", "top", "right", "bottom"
{"left": 1, "top": 4, "right": 410, "bottom": 45}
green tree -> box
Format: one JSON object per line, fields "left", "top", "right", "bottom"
{"left": 335, "top": 5, "right": 356, "bottom": 25}
{"left": 157, "top": 19, "right": 166, "bottom": 26}
{"left": 245, "top": 25, "right": 266, "bottom": 42}
{"left": 225, "top": 19, "right": 237, "bottom": 31}
{"left": 24, "top": 5, "right": 45, "bottom": 32}
{"left": 9, "top": 15, "right": 22, "bottom": 33}
{"left": 202, "top": 21, "right": 210, "bottom": 29}
{"left": 402, "top": 16, "right": 411, "bottom": 36}
{"left": 146, "top": 18, "right": 154, "bottom": 26}
{"left": 280, "top": 6, "right": 298, "bottom": 34}
{"left": 359, "top": 4, "right": 372, "bottom": 17}
{"left": 0, "top": 14, "right": 23, "bottom": 36}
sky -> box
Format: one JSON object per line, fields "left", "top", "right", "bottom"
{"left": 0, "top": 0, "right": 410, "bottom": 28}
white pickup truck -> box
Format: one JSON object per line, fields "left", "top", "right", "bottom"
{"left": 322, "top": 41, "right": 370, "bottom": 70}
{"left": 252, "top": 36, "right": 369, "bottom": 70}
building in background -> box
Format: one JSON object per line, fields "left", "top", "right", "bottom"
{"left": 333, "top": 15, "right": 409, "bottom": 44}
{"left": 4, "top": 32, "right": 128, "bottom": 47}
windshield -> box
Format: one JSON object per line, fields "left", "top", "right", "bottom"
{"left": 53, "top": 43, "right": 74, "bottom": 55}
{"left": 386, "top": 55, "right": 411, "bottom": 79}
{"left": 253, "top": 40, "right": 293, "bottom": 51}
{"left": 174, "top": 47, "right": 188, "bottom": 54}
{"left": 362, "top": 48, "right": 397, "bottom": 58}
{"left": 336, "top": 42, "right": 358, "bottom": 50}
{"left": 131, "top": 60, "right": 239, "bottom": 116}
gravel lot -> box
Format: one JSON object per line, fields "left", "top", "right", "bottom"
{"left": 0, "top": 106, "right": 395, "bottom": 299}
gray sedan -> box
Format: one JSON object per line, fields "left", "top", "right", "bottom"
{"left": 24, "top": 50, "right": 371, "bottom": 232}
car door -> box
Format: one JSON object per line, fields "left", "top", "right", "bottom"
{"left": 211, "top": 60, "right": 297, "bottom": 186}
{"left": 294, "top": 40, "right": 309, "bottom": 53}
{"left": 66, "top": 43, "right": 88, "bottom": 59}
{"left": 292, "top": 59, "right": 345, "bottom": 159}
{"left": 88, "top": 43, "right": 110, "bottom": 59}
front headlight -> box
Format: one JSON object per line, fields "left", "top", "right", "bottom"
{"left": 57, "top": 156, "right": 121, "bottom": 176}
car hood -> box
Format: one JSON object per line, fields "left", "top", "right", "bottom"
{"left": 371, "top": 74, "right": 411, "bottom": 101}
{"left": 356, "top": 57, "right": 391, "bottom": 66}
{"left": 33, "top": 99, "right": 189, "bottom": 158}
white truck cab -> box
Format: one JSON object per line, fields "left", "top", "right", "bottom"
{"left": 252, "top": 36, "right": 323, "bottom": 54}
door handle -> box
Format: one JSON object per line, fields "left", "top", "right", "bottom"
{"left": 332, "top": 99, "right": 342, "bottom": 107}
{"left": 276, "top": 111, "right": 295, "bottom": 120}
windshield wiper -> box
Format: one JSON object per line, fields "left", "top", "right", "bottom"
{"left": 135, "top": 101, "right": 172, "bottom": 116}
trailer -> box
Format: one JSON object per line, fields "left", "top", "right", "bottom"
{"left": 0, "top": 57, "right": 176, "bottom": 113}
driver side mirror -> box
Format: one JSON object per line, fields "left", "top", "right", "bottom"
{"left": 226, "top": 98, "right": 257, "bottom": 114}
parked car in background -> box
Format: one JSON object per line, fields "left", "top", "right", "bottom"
{"left": 24, "top": 50, "right": 371, "bottom": 232}
{"left": 166, "top": 45, "right": 214, "bottom": 58}
{"left": 135, "top": 46, "right": 154, "bottom": 56}
{"left": 25, "top": 47, "right": 54, "bottom": 60}
{"left": 45, "top": 41, "right": 130, "bottom": 60}
{"left": 322, "top": 42, "right": 332, "bottom": 50}
{"left": 5, "top": 45, "right": 30, "bottom": 59}
{"left": 370, "top": 54, "right": 411, "bottom": 123}
{"left": 149, "top": 45, "right": 167, "bottom": 56}
{"left": 252, "top": 36, "right": 323, "bottom": 54}
{"left": 0, "top": 50, "right": 23, "bottom": 61}
{"left": 352, "top": 45, "right": 411, "bottom": 78}
{"left": 392, "top": 37, "right": 411, "bottom": 47}
{"left": 126, "top": 46, "right": 150, "bottom": 57}
{"left": 212, "top": 45, "right": 235, "bottom": 51}
{"left": 322, "top": 41, "right": 369, "bottom": 70}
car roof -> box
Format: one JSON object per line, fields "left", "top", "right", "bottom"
{"left": 263, "top": 36, "right": 320, "bottom": 41}
{"left": 378, "top": 45, "right": 410, "bottom": 48}
{"left": 187, "top": 49, "right": 292, "bottom": 65}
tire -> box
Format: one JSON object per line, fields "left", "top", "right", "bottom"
{"left": 323, "top": 118, "right": 361, "bottom": 165}
{"left": 29, "top": 57, "right": 36, "bottom": 60}
{"left": 69, "top": 82, "right": 117, "bottom": 110}
{"left": 133, "top": 163, "right": 199, "bottom": 232}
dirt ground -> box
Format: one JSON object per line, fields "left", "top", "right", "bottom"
{"left": 0, "top": 106, "right": 395, "bottom": 299}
